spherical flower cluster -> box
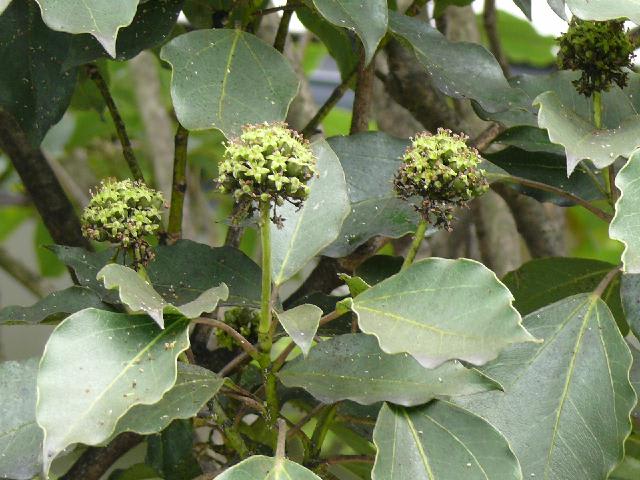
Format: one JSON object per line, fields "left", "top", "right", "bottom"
{"left": 394, "top": 129, "right": 488, "bottom": 230}
{"left": 81, "top": 179, "right": 164, "bottom": 262}
{"left": 557, "top": 18, "right": 634, "bottom": 97}
{"left": 216, "top": 123, "right": 317, "bottom": 210}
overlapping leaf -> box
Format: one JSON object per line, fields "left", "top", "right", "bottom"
{"left": 372, "top": 402, "right": 522, "bottom": 479}
{"left": 0, "top": 359, "right": 42, "bottom": 480}
{"left": 271, "top": 140, "right": 349, "bottom": 286}
{"left": 34, "top": 0, "right": 139, "bottom": 57}
{"left": 276, "top": 304, "right": 323, "bottom": 356}
{"left": 36, "top": 309, "right": 191, "bottom": 473}
{"left": 458, "top": 294, "right": 636, "bottom": 479}
{"left": 621, "top": 274, "right": 640, "bottom": 337}
{"left": 564, "top": 0, "right": 640, "bottom": 24}
{"left": 611, "top": 151, "right": 640, "bottom": 273}
{"left": 323, "top": 132, "right": 419, "bottom": 258}
{"left": 160, "top": 29, "right": 299, "bottom": 137}
{"left": 98, "top": 263, "right": 228, "bottom": 328}
{"left": 216, "top": 455, "right": 321, "bottom": 479}
{"left": 352, "top": 258, "right": 538, "bottom": 368}
{"left": 279, "top": 334, "right": 500, "bottom": 406}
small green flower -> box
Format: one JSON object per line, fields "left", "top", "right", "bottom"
{"left": 81, "top": 179, "right": 165, "bottom": 266}
{"left": 216, "top": 122, "right": 317, "bottom": 222}
{"left": 394, "top": 128, "right": 488, "bottom": 230}
{"left": 557, "top": 18, "right": 635, "bottom": 97}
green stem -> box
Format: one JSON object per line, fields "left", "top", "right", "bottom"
{"left": 593, "top": 91, "right": 602, "bottom": 129}
{"left": 594, "top": 91, "right": 618, "bottom": 205}
{"left": 310, "top": 404, "right": 338, "bottom": 458}
{"left": 167, "top": 124, "right": 189, "bottom": 243}
{"left": 211, "top": 400, "right": 250, "bottom": 459}
{"left": 402, "top": 219, "right": 429, "bottom": 271}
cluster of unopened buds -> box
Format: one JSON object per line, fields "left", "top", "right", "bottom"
{"left": 394, "top": 128, "right": 488, "bottom": 231}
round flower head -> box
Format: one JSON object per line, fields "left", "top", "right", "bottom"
{"left": 81, "top": 179, "right": 165, "bottom": 265}
{"left": 216, "top": 123, "right": 317, "bottom": 217}
{"left": 557, "top": 18, "right": 634, "bottom": 97}
{"left": 394, "top": 128, "right": 488, "bottom": 230}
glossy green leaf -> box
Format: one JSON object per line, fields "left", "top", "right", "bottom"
{"left": 502, "top": 257, "right": 625, "bottom": 331}
{"left": 565, "top": 0, "right": 640, "bottom": 23}
{"left": 98, "top": 263, "right": 228, "bottom": 328}
{"left": 160, "top": 29, "right": 299, "bottom": 137}
{"left": 323, "top": 132, "right": 419, "bottom": 258}
{"left": 311, "top": 0, "right": 387, "bottom": 65}
{"left": 352, "top": 258, "right": 538, "bottom": 368}
{"left": 458, "top": 294, "right": 635, "bottom": 479}
{"left": 0, "top": 286, "right": 107, "bottom": 325}
{"left": 0, "top": 0, "right": 77, "bottom": 146}
{"left": 611, "top": 151, "right": 640, "bottom": 273}
{"left": 110, "top": 363, "right": 223, "bottom": 438}
{"left": 372, "top": 402, "right": 522, "bottom": 480}
{"left": 216, "top": 455, "right": 322, "bottom": 479}
{"left": 485, "top": 147, "right": 605, "bottom": 206}
{"left": 276, "top": 304, "right": 323, "bottom": 356}
{"left": 389, "top": 11, "right": 523, "bottom": 113}
{"left": 146, "top": 419, "right": 201, "bottom": 480}
{"left": 64, "top": 0, "right": 184, "bottom": 66}
{"left": 621, "top": 274, "right": 640, "bottom": 338}
{"left": 271, "top": 140, "right": 349, "bottom": 286}
{"left": 493, "top": 126, "right": 565, "bottom": 155}
{"left": 535, "top": 91, "right": 640, "bottom": 175}
{"left": 279, "top": 334, "right": 500, "bottom": 406}
{"left": 34, "top": 0, "right": 138, "bottom": 57}
{"left": 0, "top": 358, "right": 42, "bottom": 480}
{"left": 36, "top": 309, "right": 191, "bottom": 473}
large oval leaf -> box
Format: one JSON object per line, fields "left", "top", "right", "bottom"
{"left": 323, "top": 132, "right": 419, "bottom": 258}
{"left": 0, "top": 359, "right": 42, "bottom": 480}
{"left": 388, "top": 11, "right": 524, "bottom": 114}
{"left": 160, "top": 29, "right": 299, "bottom": 137}
{"left": 279, "top": 333, "right": 500, "bottom": 406}
{"left": 565, "top": 0, "right": 640, "bottom": 24}
{"left": 271, "top": 140, "right": 349, "bottom": 286}
{"left": 36, "top": 309, "right": 191, "bottom": 473}
{"left": 34, "top": 0, "right": 138, "bottom": 57}
{"left": 110, "top": 363, "right": 223, "bottom": 438}
{"left": 216, "top": 455, "right": 321, "bottom": 479}
{"left": 458, "top": 294, "right": 636, "bottom": 479}
{"left": 611, "top": 151, "right": 640, "bottom": 274}
{"left": 372, "top": 402, "right": 522, "bottom": 479}
{"left": 311, "top": 0, "right": 387, "bottom": 65}
{"left": 352, "top": 258, "right": 538, "bottom": 368}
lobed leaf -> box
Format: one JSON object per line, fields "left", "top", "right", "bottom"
{"left": 611, "top": 151, "right": 640, "bottom": 273}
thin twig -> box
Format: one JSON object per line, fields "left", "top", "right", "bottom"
{"left": 302, "top": 68, "right": 357, "bottom": 138}
{"left": 350, "top": 46, "right": 375, "bottom": 134}
{"left": 86, "top": 64, "right": 145, "bottom": 183}
{"left": 193, "top": 318, "right": 260, "bottom": 360}
{"left": 222, "top": 391, "right": 265, "bottom": 413}
{"left": 254, "top": 3, "right": 301, "bottom": 16}
{"left": 592, "top": 266, "right": 621, "bottom": 299}
{"left": 276, "top": 418, "right": 288, "bottom": 458}
{"left": 287, "top": 403, "right": 326, "bottom": 439}
{"left": 483, "top": 0, "right": 511, "bottom": 77}
{"left": 310, "top": 403, "right": 338, "bottom": 457}
{"left": 167, "top": 123, "right": 189, "bottom": 244}
{"left": 218, "top": 351, "right": 251, "bottom": 377}
{"left": 274, "top": 1, "right": 293, "bottom": 53}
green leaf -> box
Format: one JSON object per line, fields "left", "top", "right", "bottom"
{"left": 493, "top": 126, "right": 565, "bottom": 155}
{"left": 109, "top": 464, "right": 162, "bottom": 480}
{"left": 160, "top": 29, "right": 299, "bottom": 137}
{"left": 276, "top": 304, "right": 323, "bottom": 356}
{"left": 352, "top": 258, "right": 538, "bottom": 368}
{"left": 534, "top": 91, "right": 640, "bottom": 175}
{"left": 64, "top": 0, "right": 184, "bottom": 67}
{"left": 372, "top": 402, "right": 522, "bottom": 480}
{"left": 0, "top": 0, "right": 77, "bottom": 146}
{"left": 458, "top": 294, "right": 636, "bottom": 480}
{"left": 34, "top": 0, "right": 139, "bottom": 57}
{"left": 323, "top": 132, "right": 419, "bottom": 258}
{"left": 485, "top": 147, "right": 605, "bottom": 206}
{"left": 36, "top": 309, "right": 191, "bottom": 473}
{"left": 621, "top": 274, "right": 640, "bottom": 338}
{"left": 548, "top": 0, "right": 568, "bottom": 19}
{"left": 388, "top": 10, "right": 523, "bottom": 113}
{"left": 146, "top": 419, "right": 202, "bottom": 480}
{"left": 97, "top": 263, "right": 228, "bottom": 328}
{"left": 354, "top": 255, "right": 403, "bottom": 285}
{"left": 271, "top": 140, "right": 349, "bottom": 286}
{"left": 339, "top": 274, "right": 371, "bottom": 297}
{"left": 512, "top": 0, "right": 531, "bottom": 18}
{"left": 611, "top": 151, "right": 640, "bottom": 273}
{"left": 311, "top": 0, "right": 387, "bottom": 65}
{"left": 279, "top": 334, "right": 500, "bottom": 406}
{"left": 0, "top": 358, "right": 42, "bottom": 480}
{"left": 611, "top": 455, "right": 640, "bottom": 480}
{"left": 216, "top": 455, "right": 322, "bottom": 479}
{"left": 0, "top": 286, "right": 108, "bottom": 325}
{"left": 110, "top": 363, "right": 223, "bottom": 438}
{"left": 564, "top": 0, "right": 640, "bottom": 23}
{"left": 502, "top": 257, "right": 626, "bottom": 333}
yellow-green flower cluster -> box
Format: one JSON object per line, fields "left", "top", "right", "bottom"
{"left": 217, "top": 123, "right": 317, "bottom": 207}
{"left": 557, "top": 18, "right": 634, "bottom": 97}
{"left": 81, "top": 179, "right": 164, "bottom": 248}
{"left": 394, "top": 129, "right": 488, "bottom": 229}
